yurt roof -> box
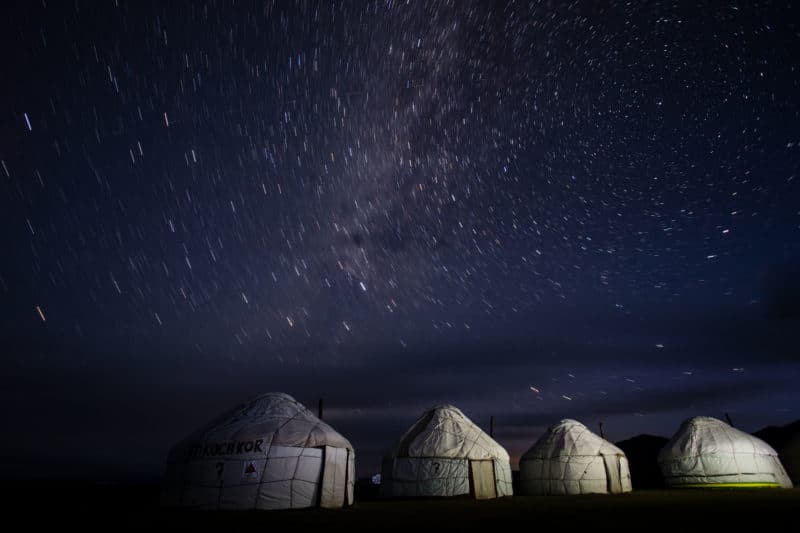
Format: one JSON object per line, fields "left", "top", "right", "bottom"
{"left": 169, "top": 392, "right": 352, "bottom": 457}
{"left": 521, "top": 419, "right": 626, "bottom": 460}
{"left": 389, "top": 404, "right": 509, "bottom": 461}
{"left": 658, "top": 416, "right": 779, "bottom": 461}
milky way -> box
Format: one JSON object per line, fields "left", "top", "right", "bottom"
{"left": 2, "top": 1, "right": 799, "bottom": 479}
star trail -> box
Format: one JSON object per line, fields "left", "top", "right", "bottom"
{"left": 1, "top": 1, "right": 799, "bottom": 480}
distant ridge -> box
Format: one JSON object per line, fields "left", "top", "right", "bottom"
{"left": 753, "top": 420, "right": 800, "bottom": 451}
{"left": 615, "top": 434, "right": 669, "bottom": 490}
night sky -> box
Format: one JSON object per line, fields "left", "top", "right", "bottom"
{"left": 2, "top": 1, "right": 799, "bottom": 482}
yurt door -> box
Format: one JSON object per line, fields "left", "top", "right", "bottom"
{"left": 345, "top": 449, "right": 355, "bottom": 506}
{"left": 470, "top": 460, "right": 497, "bottom": 499}
{"left": 603, "top": 455, "right": 622, "bottom": 494}
{"left": 320, "top": 446, "right": 347, "bottom": 508}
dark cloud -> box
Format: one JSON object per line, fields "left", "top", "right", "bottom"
{"left": 494, "top": 380, "right": 775, "bottom": 431}
{"left": 2, "top": 329, "right": 796, "bottom": 480}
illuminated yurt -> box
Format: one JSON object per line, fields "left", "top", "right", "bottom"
{"left": 380, "top": 405, "right": 513, "bottom": 499}
{"left": 519, "top": 419, "right": 632, "bottom": 495}
{"left": 658, "top": 416, "right": 792, "bottom": 489}
{"left": 161, "top": 392, "right": 355, "bottom": 510}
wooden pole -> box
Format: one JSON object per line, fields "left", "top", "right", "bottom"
{"left": 724, "top": 413, "right": 735, "bottom": 427}
{"left": 318, "top": 398, "right": 324, "bottom": 420}
{"left": 490, "top": 415, "right": 494, "bottom": 438}
{"left": 598, "top": 421, "right": 605, "bottom": 439}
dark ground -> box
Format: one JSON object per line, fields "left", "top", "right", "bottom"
{"left": 4, "top": 481, "right": 798, "bottom": 531}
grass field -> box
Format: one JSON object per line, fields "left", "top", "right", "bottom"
{"left": 6, "top": 482, "right": 798, "bottom": 531}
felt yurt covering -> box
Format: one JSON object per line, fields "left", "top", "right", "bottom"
{"left": 161, "top": 392, "right": 355, "bottom": 510}
{"left": 658, "top": 416, "right": 792, "bottom": 489}
{"left": 381, "top": 405, "right": 513, "bottom": 499}
{"left": 519, "top": 419, "right": 632, "bottom": 495}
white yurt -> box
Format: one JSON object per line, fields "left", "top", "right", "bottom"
{"left": 380, "top": 405, "right": 513, "bottom": 499}
{"left": 780, "top": 432, "right": 800, "bottom": 484}
{"left": 658, "top": 416, "right": 793, "bottom": 489}
{"left": 161, "top": 392, "right": 355, "bottom": 510}
{"left": 519, "top": 419, "right": 632, "bottom": 495}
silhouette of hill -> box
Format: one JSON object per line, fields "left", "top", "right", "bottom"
{"left": 615, "top": 434, "right": 669, "bottom": 489}
{"left": 754, "top": 419, "right": 800, "bottom": 485}
{"left": 753, "top": 420, "right": 800, "bottom": 452}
